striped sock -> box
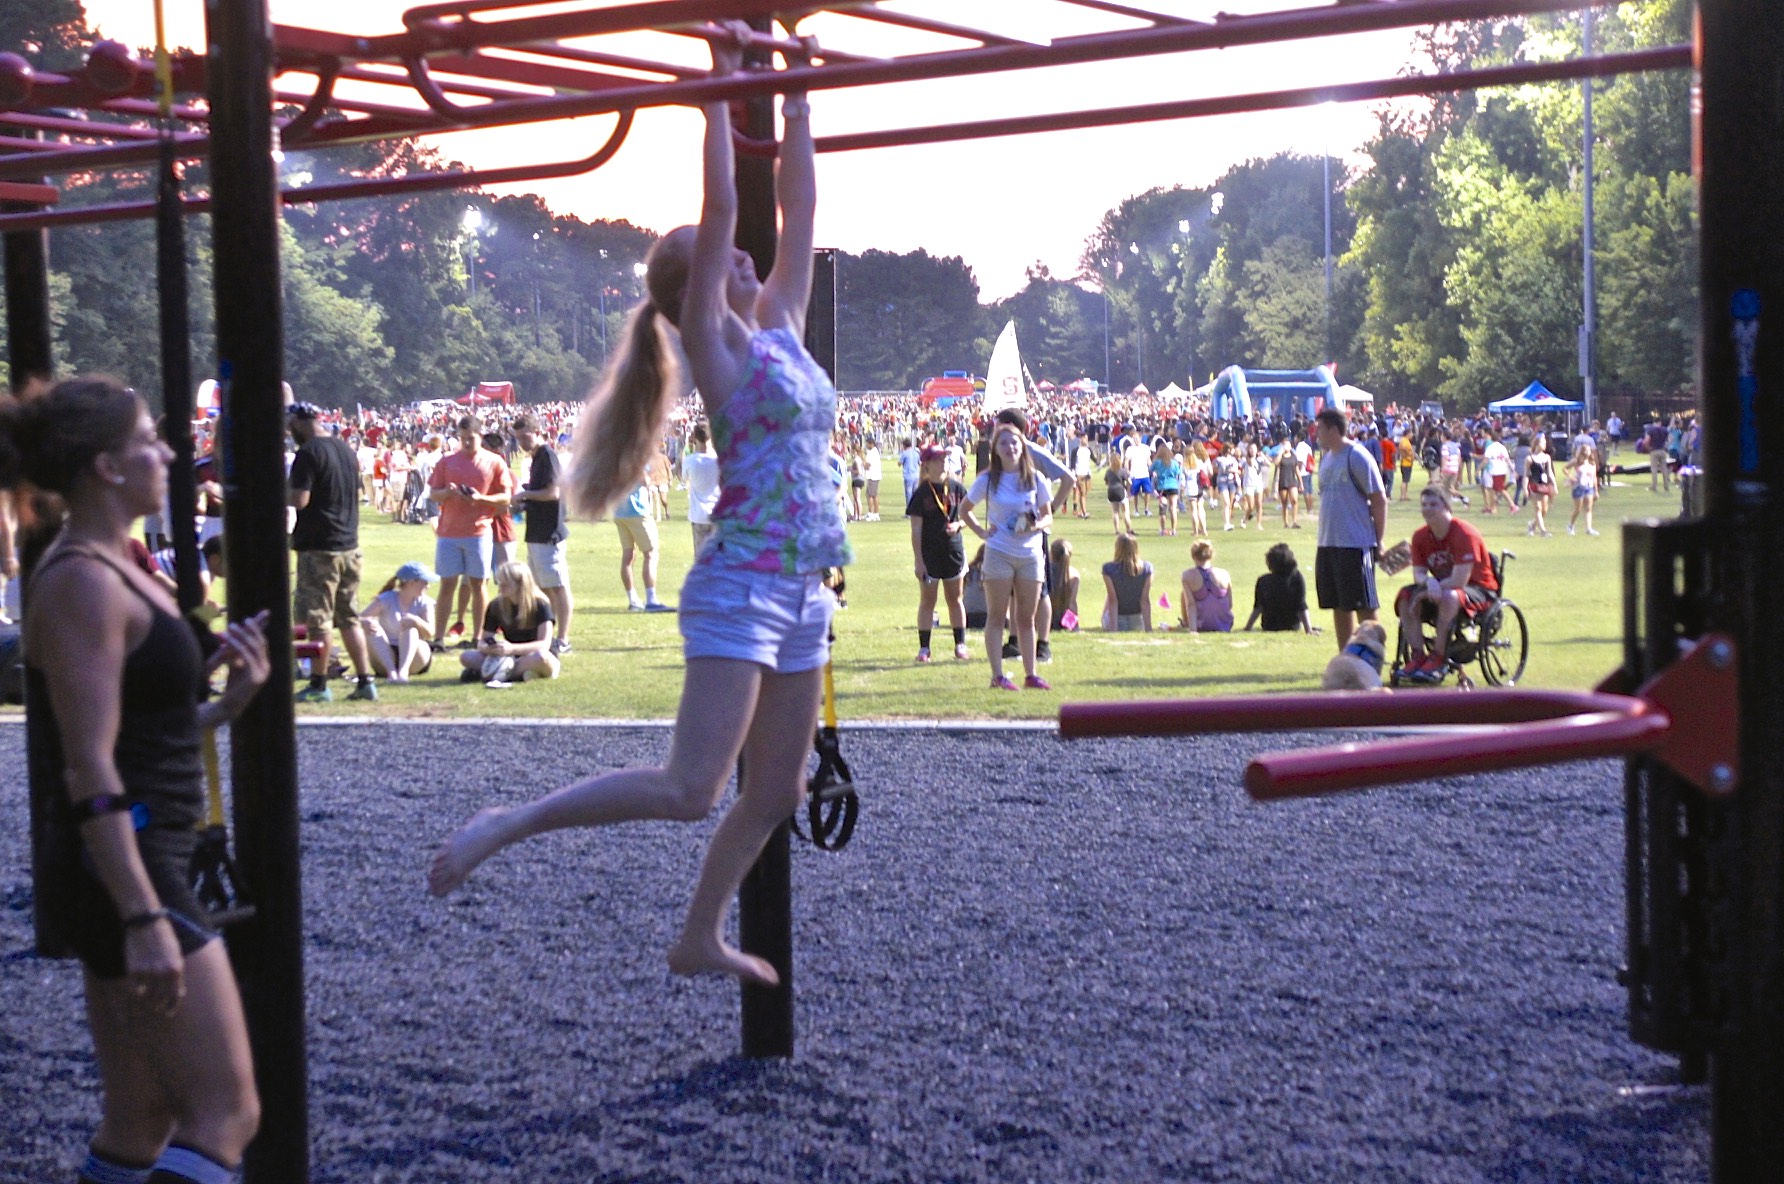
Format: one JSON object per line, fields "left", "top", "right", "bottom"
{"left": 79, "top": 1150, "right": 153, "bottom": 1184}
{"left": 146, "top": 1145, "right": 240, "bottom": 1184}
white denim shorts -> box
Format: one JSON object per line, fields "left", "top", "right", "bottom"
{"left": 680, "top": 563, "right": 836, "bottom": 674}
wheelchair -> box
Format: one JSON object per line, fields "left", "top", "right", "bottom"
{"left": 1387, "top": 550, "right": 1528, "bottom": 689}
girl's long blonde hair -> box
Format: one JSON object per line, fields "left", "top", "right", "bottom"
{"left": 567, "top": 229, "right": 693, "bottom": 519}
{"left": 494, "top": 560, "right": 546, "bottom": 630}
{"left": 1113, "top": 531, "right": 1142, "bottom": 577}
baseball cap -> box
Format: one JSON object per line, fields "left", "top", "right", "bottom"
{"left": 920, "top": 445, "right": 948, "bottom": 463}
{"left": 394, "top": 561, "right": 438, "bottom": 583}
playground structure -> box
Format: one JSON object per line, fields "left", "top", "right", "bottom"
{"left": 0, "top": 2, "right": 1770, "bottom": 1181}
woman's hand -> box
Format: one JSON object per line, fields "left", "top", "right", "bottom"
{"left": 208, "top": 611, "right": 271, "bottom": 718}
{"left": 710, "top": 19, "right": 751, "bottom": 75}
{"left": 124, "top": 917, "right": 185, "bottom": 1015}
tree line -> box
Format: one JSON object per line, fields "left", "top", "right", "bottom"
{"left": 3, "top": 0, "right": 1692, "bottom": 411}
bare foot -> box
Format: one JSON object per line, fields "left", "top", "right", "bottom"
{"left": 666, "top": 935, "right": 779, "bottom": 987}
{"left": 427, "top": 806, "right": 512, "bottom": 897}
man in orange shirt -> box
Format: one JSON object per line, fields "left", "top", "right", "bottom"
{"left": 427, "top": 414, "right": 515, "bottom": 645}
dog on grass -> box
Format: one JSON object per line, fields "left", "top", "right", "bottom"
{"left": 1322, "top": 621, "right": 1391, "bottom": 691}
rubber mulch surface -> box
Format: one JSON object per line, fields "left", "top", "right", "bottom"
{"left": 0, "top": 723, "right": 1707, "bottom": 1182}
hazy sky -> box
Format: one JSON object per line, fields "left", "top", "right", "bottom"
{"left": 82, "top": 1, "right": 1419, "bottom": 299}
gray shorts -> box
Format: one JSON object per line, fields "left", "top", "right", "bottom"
{"left": 527, "top": 540, "right": 569, "bottom": 590}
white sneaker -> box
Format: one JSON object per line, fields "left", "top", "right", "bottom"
{"left": 1586, "top": 528, "right": 1600, "bottom": 536}
{"left": 1567, "top": 525, "right": 1575, "bottom": 535}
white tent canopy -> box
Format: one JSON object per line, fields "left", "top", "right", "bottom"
{"left": 1157, "top": 381, "right": 1190, "bottom": 402}
{"left": 1336, "top": 384, "right": 1377, "bottom": 405}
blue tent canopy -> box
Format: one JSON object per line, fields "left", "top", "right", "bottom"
{"left": 1489, "top": 381, "right": 1584, "bottom": 412}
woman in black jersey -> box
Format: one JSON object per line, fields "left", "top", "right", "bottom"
{"left": 904, "top": 447, "right": 970, "bottom": 663}
{"left": 1, "top": 378, "right": 270, "bottom": 1184}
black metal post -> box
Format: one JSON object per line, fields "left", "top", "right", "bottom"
{"left": 3, "top": 202, "right": 52, "bottom": 390}
{"left": 7, "top": 169, "right": 58, "bottom": 957}
{"left": 733, "top": 16, "right": 795, "bottom": 1060}
{"left": 1695, "top": 2, "right": 1784, "bottom": 1179}
{"left": 204, "top": 1, "right": 308, "bottom": 1179}
{"left": 157, "top": 134, "right": 202, "bottom": 613}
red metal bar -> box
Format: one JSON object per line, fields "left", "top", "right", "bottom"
{"left": 0, "top": 180, "right": 56, "bottom": 204}
{"left": 0, "top": 110, "right": 633, "bottom": 231}
{"left": 1059, "top": 688, "right": 1649, "bottom": 738}
{"left": 815, "top": 46, "right": 1689, "bottom": 152}
{"left": 0, "top": 111, "right": 163, "bottom": 139}
{"left": 1058, "top": 0, "right": 1206, "bottom": 25}
{"left": 1063, "top": 634, "right": 1740, "bottom": 803}
{"left": 1246, "top": 707, "right": 1671, "bottom": 800}
{"left": 835, "top": 8, "right": 1031, "bottom": 47}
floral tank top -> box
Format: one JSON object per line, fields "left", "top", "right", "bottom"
{"left": 704, "top": 328, "right": 854, "bottom": 575}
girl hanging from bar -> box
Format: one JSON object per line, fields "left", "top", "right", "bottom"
{"left": 429, "top": 22, "right": 849, "bottom": 987}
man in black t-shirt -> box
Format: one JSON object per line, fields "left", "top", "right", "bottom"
{"left": 511, "top": 414, "right": 574, "bottom": 656}
{"left": 287, "top": 402, "right": 376, "bottom": 702}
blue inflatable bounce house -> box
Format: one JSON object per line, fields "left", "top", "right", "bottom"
{"left": 1205, "top": 365, "right": 1340, "bottom": 421}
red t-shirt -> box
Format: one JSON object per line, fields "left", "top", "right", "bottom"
{"left": 1410, "top": 515, "right": 1498, "bottom": 592}
{"left": 429, "top": 446, "right": 512, "bottom": 539}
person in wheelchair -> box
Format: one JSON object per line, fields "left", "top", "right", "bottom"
{"left": 1397, "top": 485, "right": 1499, "bottom": 683}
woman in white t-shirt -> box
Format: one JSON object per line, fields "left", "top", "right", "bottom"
{"left": 682, "top": 422, "right": 721, "bottom": 555}
{"left": 961, "top": 424, "right": 1054, "bottom": 691}
{"left": 862, "top": 439, "right": 883, "bottom": 520}
{"left": 363, "top": 561, "right": 437, "bottom": 682}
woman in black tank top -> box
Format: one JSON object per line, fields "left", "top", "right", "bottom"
{"left": 2, "top": 378, "right": 271, "bottom": 1184}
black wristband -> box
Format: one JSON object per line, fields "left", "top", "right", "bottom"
{"left": 122, "top": 909, "right": 170, "bottom": 931}
{"left": 70, "top": 794, "right": 132, "bottom": 823}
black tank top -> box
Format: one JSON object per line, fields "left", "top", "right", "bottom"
{"left": 26, "top": 545, "right": 206, "bottom": 833}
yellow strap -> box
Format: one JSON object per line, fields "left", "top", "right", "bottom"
{"left": 822, "top": 661, "right": 837, "bottom": 729}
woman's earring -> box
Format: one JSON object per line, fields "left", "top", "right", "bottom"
{"left": 106, "top": 472, "right": 127, "bottom": 486}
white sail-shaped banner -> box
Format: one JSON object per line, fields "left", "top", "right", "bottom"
{"left": 983, "top": 320, "right": 1027, "bottom": 416}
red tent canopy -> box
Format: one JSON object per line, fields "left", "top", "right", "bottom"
{"left": 457, "top": 381, "right": 514, "bottom": 406}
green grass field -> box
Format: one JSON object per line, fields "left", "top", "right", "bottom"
{"left": 302, "top": 465, "right": 1662, "bottom": 721}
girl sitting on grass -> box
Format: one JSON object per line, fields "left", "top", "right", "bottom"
{"left": 363, "top": 561, "right": 437, "bottom": 683}
{"left": 459, "top": 560, "right": 558, "bottom": 687}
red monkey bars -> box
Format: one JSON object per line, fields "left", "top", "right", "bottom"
{"left": 1060, "top": 634, "right": 1742, "bottom": 803}
{"left": 0, "top": 0, "right": 1689, "bottom": 232}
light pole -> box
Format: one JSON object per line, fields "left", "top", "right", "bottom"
{"left": 462, "top": 206, "right": 483, "bottom": 298}
{"left": 1579, "top": 7, "right": 1598, "bottom": 424}
{"left": 1321, "top": 104, "right": 1335, "bottom": 365}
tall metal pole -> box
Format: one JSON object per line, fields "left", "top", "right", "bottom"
{"left": 7, "top": 158, "right": 58, "bottom": 958}
{"left": 1579, "top": 5, "right": 1598, "bottom": 424}
{"left": 733, "top": 13, "right": 795, "bottom": 1062}
{"left": 157, "top": 131, "right": 202, "bottom": 614}
{"left": 1696, "top": 0, "right": 1784, "bottom": 1179}
{"left": 205, "top": 0, "right": 308, "bottom": 1178}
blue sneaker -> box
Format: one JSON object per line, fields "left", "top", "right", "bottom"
{"left": 295, "top": 683, "right": 333, "bottom": 704}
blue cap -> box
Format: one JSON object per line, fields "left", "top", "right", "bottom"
{"left": 395, "top": 561, "right": 437, "bottom": 583}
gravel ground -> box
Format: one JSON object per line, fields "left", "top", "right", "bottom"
{"left": 0, "top": 722, "right": 1707, "bottom": 1183}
